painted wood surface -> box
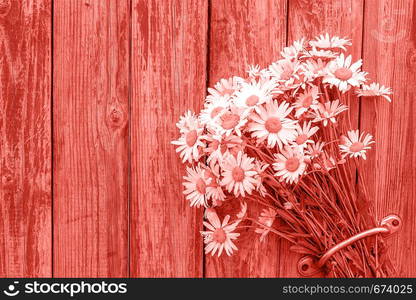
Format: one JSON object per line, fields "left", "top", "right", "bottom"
{"left": 0, "top": 0, "right": 414, "bottom": 277}
{"left": 130, "top": 0, "right": 207, "bottom": 277}
{"left": 0, "top": 0, "right": 52, "bottom": 277}
{"left": 360, "top": 0, "right": 416, "bottom": 277}
{"left": 53, "top": 0, "right": 129, "bottom": 277}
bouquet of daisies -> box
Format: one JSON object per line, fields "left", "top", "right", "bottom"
{"left": 172, "top": 34, "right": 395, "bottom": 277}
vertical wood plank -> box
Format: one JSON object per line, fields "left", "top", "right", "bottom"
{"left": 285, "top": 0, "right": 364, "bottom": 277}
{"left": 360, "top": 0, "right": 416, "bottom": 277}
{"left": 0, "top": 0, "right": 52, "bottom": 277}
{"left": 206, "top": 0, "right": 287, "bottom": 277}
{"left": 53, "top": 0, "right": 129, "bottom": 277}
{"left": 130, "top": 0, "right": 207, "bottom": 277}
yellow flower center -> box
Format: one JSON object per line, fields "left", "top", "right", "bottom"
{"left": 221, "top": 113, "right": 240, "bottom": 130}
{"left": 186, "top": 130, "right": 198, "bottom": 146}
{"left": 265, "top": 117, "right": 282, "bottom": 133}
{"left": 232, "top": 166, "right": 245, "bottom": 182}
{"left": 285, "top": 157, "right": 300, "bottom": 172}
{"left": 349, "top": 142, "right": 364, "bottom": 153}
{"left": 334, "top": 67, "right": 353, "bottom": 81}
{"left": 213, "top": 228, "right": 227, "bottom": 243}
{"left": 245, "top": 95, "right": 259, "bottom": 106}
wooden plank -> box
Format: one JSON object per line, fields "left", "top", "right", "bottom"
{"left": 0, "top": 0, "right": 52, "bottom": 277}
{"left": 284, "top": 0, "right": 364, "bottom": 277}
{"left": 53, "top": 0, "right": 129, "bottom": 277}
{"left": 360, "top": 0, "right": 416, "bottom": 277}
{"left": 130, "top": 0, "right": 207, "bottom": 277}
{"left": 206, "top": 0, "right": 287, "bottom": 278}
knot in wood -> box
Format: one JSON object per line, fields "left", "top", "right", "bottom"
{"left": 2, "top": 173, "right": 14, "bottom": 187}
{"left": 108, "top": 108, "right": 125, "bottom": 127}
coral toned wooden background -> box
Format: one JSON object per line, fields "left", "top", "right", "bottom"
{"left": 0, "top": 0, "right": 415, "bottom": 277}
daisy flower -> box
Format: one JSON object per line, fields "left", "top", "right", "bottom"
{"left": 309, "top": 33, "right": 352, "bottom": 51}
{"left": 303, "top": 47, "right": 337, "bottom": 59}
{"left": 311, "top": 100, "right": 348, "bottom": 126}
{"left": 220, "top": 151, "right": 258, "bottom": 197}
{"left": 314, "top": 151, "right": 337, "bottom": 171}
{"left": 306, "top": 141, "right": 325, "bottom": 159}
{"left": 199, "top": 95, "right": 230, "bottom": 129}
{"left": 182, "top": 164, "right": 211, "bottom": 207}
{"left": 355, "top": 82, "right": 393, "bottom": 102}
{"left": 232, "top": 78, "right": 276, "bottom": 110}
{"left": 204, "top": 163, "right": 226, "bottom": 205}
{"left": 171, "top": 117, "right": 206, "bottom": 163}
{"left": 205, "top": 133, "right": 242, "bottom": 165}
{"left": 292, "top": 122, "right": 319, "bottom": 149}
{"left": 301, "top": 58, "right": 329, "bottom": 81}
{"left": 214, "top": 106, "right": 248, "bottom": 136}
{"left": 254, "top": 208, "right": 277, "bottom": 242}
{"left": 281, "top": 38, "right": 305, "bottom": 60}
{"left": 175, "top": 110, "right": 199, "bottom": 133}
{"left": 324, "top": 53, "right": 367, "bottom": 92}
{"left": 273, "top": 146, "right": 308, "bottom": 184}
{"left": 253, "top": 160, "right": 269, "bottom": 197}
{"left": 207, "top": 76, "right": 242, "bottom": 101}
{"left": 293, "top": 85, "right": 320, "bottom": 117}
{"left": 268, "top": 58, "right": 300, "bottom": 82}
{"left": 339, "top": 130, "right": 375, "bottom": 160}
{"left": 201, "top": 211, "right": 240, "bottom": 256}
{"left": 248, "top": 100, "right": 298, "bottom": 149}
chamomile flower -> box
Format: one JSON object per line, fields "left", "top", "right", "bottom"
{"left": 214, "top": 106, "right": 249, "bottom": 136}
{"left": 201, "top": 211, "right": 240, "bottom": 256}
{"left": 171, "top": 118, "right": 206, "bottom": 163}
{"left": 204, "top": 163, "right": 226, "bottom": 205}
{"left": 311, "top": 100, "right": 348, "bottom": 126}
{"left": 355, "top": 83, "right": 392, "bottom": 102}
{"left": 339, "top": 130, "right": 374, "bottom": 160}
{"left": 293, "top": 85, "right": 320, "bottom": 117}
{"left": 303, "top": 47, "right": 337, "bottom": 59}
{"left": 253, "top": 160, "right": 269, "bottom": 197}
{"left": 248, "top": 101, "right": 298, "bottom": 149}
{"left": 292, "top": 122, "right": 319, "bottom": 149}
{"left": 183, "top": 164, "right": 211, "bottom": 207}
{"left": 301, "top": 58, "right": 329, "bottom": 81}
{"left": 205, "top": 133, "right": 242, "bottom": 165}
{"left": 269, "top": 58, "right": 300, "bottom": 82}
{"left": 324, "top": 53, "right": 367, "bottom": 92}
{"left": 281, "top": 38, "right": 305, "bottom": 60}
{"left": 208, "top": 76, "right": 242, "bottom": 98}
{"left": 175, "top": 110, "right": 199, "bottom": 133}
{"left": 306, "top": 141, "right": 325, "bottom": 158}
{"left": 220, "top": 151, "right": 258, "bottom": 197}
{"left": 255, "top": 208, "right": 277, "bottom": 242}
{"left": 199, "top": 95, "right": 230, "bottom": 129}
{"left": 273, "top": 146, "right": 308, "bottom": 184}
{"left": 309, "top": 33, "right": 352, "bottom": 51}
{"left": 232, "top": 78, "right": 276, "bottom": 110}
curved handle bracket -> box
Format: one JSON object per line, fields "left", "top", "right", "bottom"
{"left": 298, "top": 214, "right": 401, "bottom": 277}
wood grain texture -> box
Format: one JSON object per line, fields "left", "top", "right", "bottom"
{"left": 53, "top": 0, "right": 129, "bottom": 277}
{"left": 0, "top": 0, "right": 51, "bottom": 277}
{"left": 206, "top": 0, "right": 287, "bottom": 278}
{"left": 130, "top": 0, "right": 207, "bottom": 277}
{"left": 360, "top": 0, "right": 416, "bottom": 277}
{"left": 285, "top": 0, "right": 364, "bottom": 277}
